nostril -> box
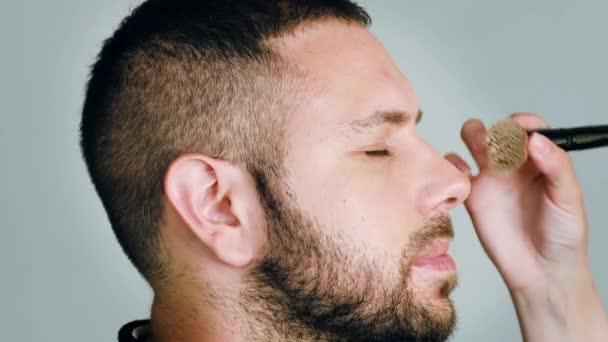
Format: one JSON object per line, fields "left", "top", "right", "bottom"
{"left": 446, "top": 197, "right": 458, "bottom": 205}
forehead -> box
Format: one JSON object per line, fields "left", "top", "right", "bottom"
{"left": 273, "top": 20, "right": 418, "bottom": 136}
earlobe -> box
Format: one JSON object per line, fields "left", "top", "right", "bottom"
{"left": 164, "top": 154, "right": 259, "bottom": 268}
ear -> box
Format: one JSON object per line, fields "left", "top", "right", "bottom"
{"left": 164, "top": 154, "right": 265, "bottom": 268}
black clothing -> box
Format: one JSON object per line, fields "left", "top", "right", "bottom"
{"left": 118, "top": 319, "right": 152, "bottom": 342}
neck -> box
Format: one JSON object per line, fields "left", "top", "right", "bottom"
{"left": 150, "top": 294, "right": 241, "bottom": 342}
{"left": 149, "top": 286, "right": 333, "bottom": 342}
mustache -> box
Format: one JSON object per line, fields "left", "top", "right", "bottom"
{"left": 405, "top": 215, "right": 454, "bottom": 260}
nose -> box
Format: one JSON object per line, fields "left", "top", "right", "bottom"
{"left": 414, "top": 141, "right": 471, "bottom": 216}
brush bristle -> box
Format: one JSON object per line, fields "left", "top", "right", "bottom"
{"left": 486, "top": 119, "right": 529, "bottom": 171}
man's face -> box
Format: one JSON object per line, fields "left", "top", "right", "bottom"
{"left": 248, "top": 20, "right": 471, "bottom": 341}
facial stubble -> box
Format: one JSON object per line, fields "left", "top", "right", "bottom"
{"left": 244, "top": 173, "right": 457, "bottom": 341}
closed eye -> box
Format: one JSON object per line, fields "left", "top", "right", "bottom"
{"left": 365, "top": 149, "right": 392, "bottom": 157}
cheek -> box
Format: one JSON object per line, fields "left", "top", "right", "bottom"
{"left": 290, "top": 161, "right": 423, "bottom": 263}
{"left": 284, "top": 123, "right": 432, "bottom": 264}
{"left": 340, "top": 179, "right": 421, "bottom": 258}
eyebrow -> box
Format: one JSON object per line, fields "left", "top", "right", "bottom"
{"left": 339, "top": 108, "right": 423, "bottom": 135}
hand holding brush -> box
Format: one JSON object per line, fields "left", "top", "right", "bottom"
{"left": 444, "top": 113, "right": 608, "bottom": 341}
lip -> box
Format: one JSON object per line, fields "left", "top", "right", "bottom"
{"left": 413, "top": 239, "right": 456, "bottom": 271}
{"left": 416, "top": 239, "right": 451, "bottom": 259}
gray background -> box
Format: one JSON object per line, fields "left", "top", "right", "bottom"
{"left": 2, "top": 0, "right": 606, "bottom": 341}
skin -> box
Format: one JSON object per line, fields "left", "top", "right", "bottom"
{"left": 152, "top": 20, "right": 608, "bottom": 341}
{"left": 454, "top": 115, "right": 608, "bottom": 341}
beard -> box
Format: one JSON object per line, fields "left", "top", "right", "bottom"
{"left": 244, "top": 171, "right": 457, "bottom": 342}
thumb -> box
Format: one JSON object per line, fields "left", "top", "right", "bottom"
{"left": 528, "top": 132, "right": 584, "bottom": 215}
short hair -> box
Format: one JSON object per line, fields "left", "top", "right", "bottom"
{"left": 79, "top": 0, "right": 371, "bottom": 286}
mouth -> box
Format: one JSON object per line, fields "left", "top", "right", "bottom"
{"left": 413, "top": 239, "right": 456, "bottom": 272}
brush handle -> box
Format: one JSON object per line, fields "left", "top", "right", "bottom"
{"left": 529, "top": 125, "right": 608, "bottom": 151}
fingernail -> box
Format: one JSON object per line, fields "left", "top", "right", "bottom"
{"left": 531, "top": 133, "right": 551, "bottom": 157}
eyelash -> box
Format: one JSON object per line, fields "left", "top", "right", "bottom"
{"left": 365, "top": 149, "right": 392, "bottom": 157}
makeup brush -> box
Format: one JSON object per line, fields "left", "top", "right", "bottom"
{"left": 486, "top": 118, "right": 608, "bottom": 171}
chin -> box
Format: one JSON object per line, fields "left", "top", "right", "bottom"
{"left": 405, "top": 281, "right": 458, "bottom": 340}
{"left": 427, "top": 279, "right": 457, "bottom": 320}
{"left": 411, "top": 267, "right": 458, "bottom": 292}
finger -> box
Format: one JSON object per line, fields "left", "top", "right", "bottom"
{"left": 445, "top": 152, "right": 472, "bottom": 177}
{"left": 461, "top": 119, "right": 489, "bottom": 170}
{"left": 528, "top": 133, "right": 583, "bottom": 214}
{"left": 509, "top": 112, "right": 550, "bottom": 131}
